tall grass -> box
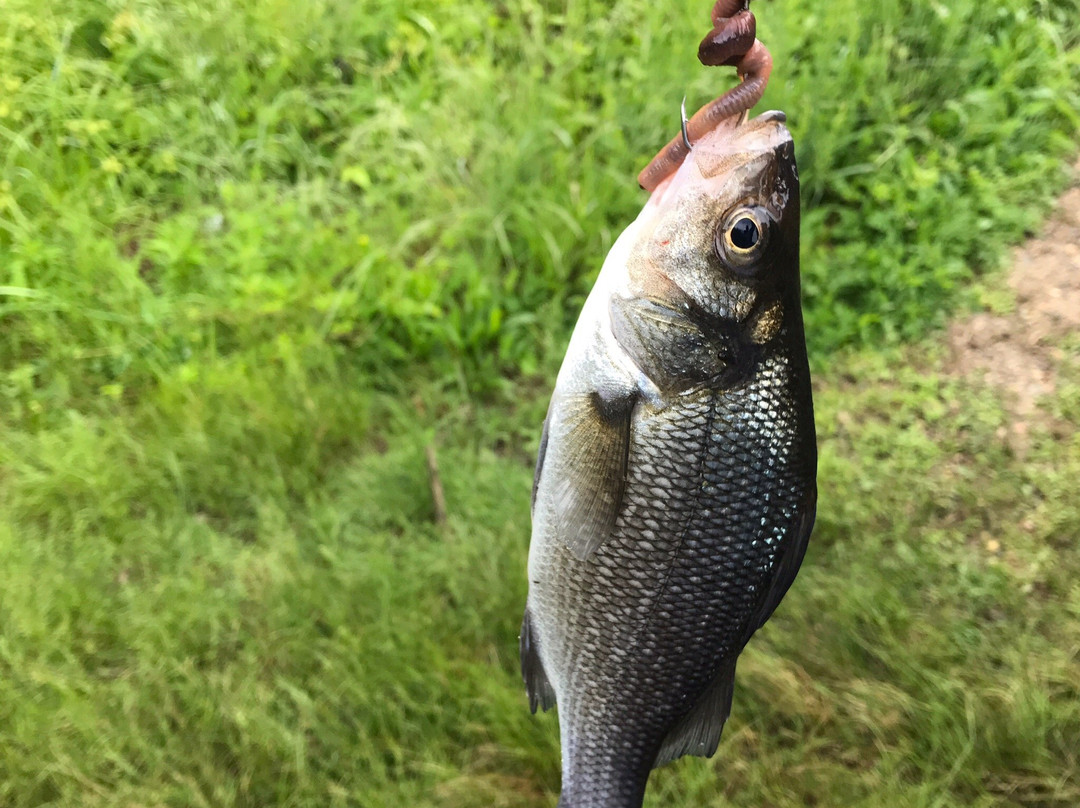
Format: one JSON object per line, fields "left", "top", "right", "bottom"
{"left": 1, "top": 1, "right": 1077, "bottom": 403}
{"left": 0, "top": 1, "right": 1078, "bottom": 806}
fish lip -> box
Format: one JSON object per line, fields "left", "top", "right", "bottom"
{"left": 702, "top": 109, "right": 792, "bottom": 155}
{"left": 756, "top": 109, "right": 787, "bottom": 124}
{"left": 645, "top": 110, "right": 793, "bottom": 207}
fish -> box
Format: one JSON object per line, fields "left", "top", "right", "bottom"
{"left": 520, "top": 110, "right": 817, "bottom": 808}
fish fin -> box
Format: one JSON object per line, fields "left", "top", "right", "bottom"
{"left": 653, "top": 663, "right": 737, "bottom": 767}
{"left": 531, "top": 405, "right": 552, "bottom": 513}
{"left": 551, "top": 389, "right": 635, "bottom": 560}
{"left": 520, "top": 607, "right": 556, "bottom": 713}
{"left": 751, "top": 487, "right": 817, "bottom": 632}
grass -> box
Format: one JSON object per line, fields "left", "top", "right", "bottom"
{"left": 0, "top": 0, "right": 1078, "bottom": 806}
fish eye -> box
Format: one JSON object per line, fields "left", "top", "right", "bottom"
{"left": 730, "top": 217, "right": 759, "bottom": 250}
{"left": 716, "top": 207, "right": 768, "bottom": 271}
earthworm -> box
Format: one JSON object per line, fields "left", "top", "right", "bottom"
{"left": 637, "top": 0, "right": 773, "bottom": 191}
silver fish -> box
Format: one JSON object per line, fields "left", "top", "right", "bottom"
{"left": 521, "top": 111, "right": 817, "bottom": 808}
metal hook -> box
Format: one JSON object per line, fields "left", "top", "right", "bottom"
{"left": 680, "top": 96, "right": 692, "bottom": 151}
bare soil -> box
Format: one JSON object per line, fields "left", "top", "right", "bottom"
{"left": 947, "top": 159, "right": 1080, "bottom": 449}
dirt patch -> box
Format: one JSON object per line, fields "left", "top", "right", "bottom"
{"left": 946, "top": 159, "right": 1080, "bottom": 449}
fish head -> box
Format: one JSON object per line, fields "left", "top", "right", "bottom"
{"left": 625, "top": 111, "right": 801, "bottom": 346}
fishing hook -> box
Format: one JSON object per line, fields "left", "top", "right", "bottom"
{"left": 680, "top": 96, "right": 692, "bottom": 151}
{"left": 638, "top": 0, "right": 773, "bottom": 191}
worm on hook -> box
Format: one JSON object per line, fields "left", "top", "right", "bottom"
{"left": 637, "top": 0, "right": 773, "bottom": 192}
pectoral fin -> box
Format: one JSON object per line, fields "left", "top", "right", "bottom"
{"left": 531, "top": 412, "right": 550, "bottom": 513}
{"left": 546, "top": 389, "right": 636, "bottom": 560}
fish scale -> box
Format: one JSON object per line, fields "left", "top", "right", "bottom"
{"left": 522, "top": 113, "right": 816, "bottom": 808}
{"left": 533, "top": 354, "right": 809, "bottom": 805}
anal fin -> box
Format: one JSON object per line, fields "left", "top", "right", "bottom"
{"left": 520, "top": 607, "right": 556, "bottom": 713}
{"left": 654, "top": 663, "right": 737, "bottom": 767}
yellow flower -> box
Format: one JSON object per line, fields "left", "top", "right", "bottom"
{"left": 101, "top": 155, "right": 124, "bottom": 175}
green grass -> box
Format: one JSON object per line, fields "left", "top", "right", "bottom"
{"left": 0, "top": 0, "right": 1078, "bottom": 806}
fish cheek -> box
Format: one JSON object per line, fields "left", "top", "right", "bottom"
{"left": 746, "top": 302, "right": 779, "bottom": 343}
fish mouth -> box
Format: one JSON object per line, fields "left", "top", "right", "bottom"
{"left": 646, "top": 110, "right": 794, "bottom": 207}
{"left": 691, "top": 110, "right": 792, "bottom": 179}
{"left": 737, "top": 109, "right": 790, "bottom": 148}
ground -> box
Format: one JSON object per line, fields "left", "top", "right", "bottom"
{"left": 948, "top": 158, "right": 1080, "bottom": 451}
